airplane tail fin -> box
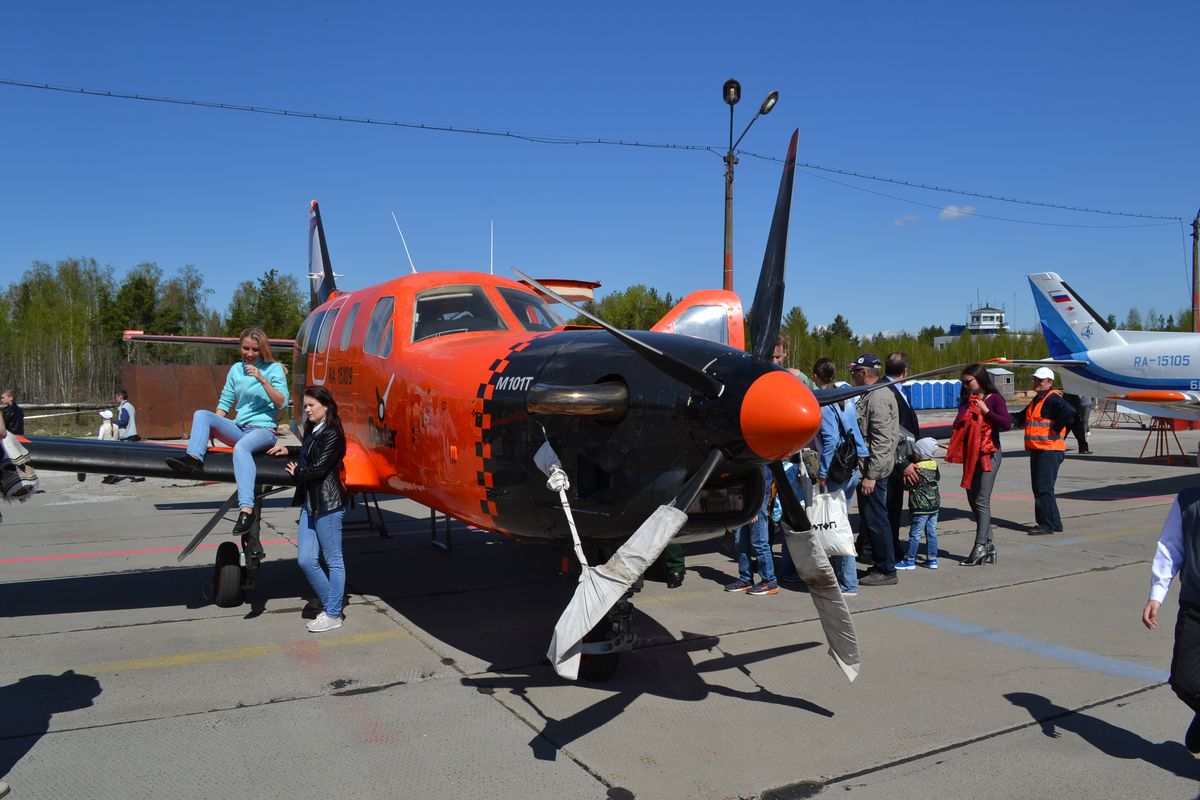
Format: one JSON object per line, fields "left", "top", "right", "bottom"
{"left": 1028, "top": 272, "right": 1125, "bottom": 357}
{"left": 308, "top": 200, "right": 338, "bottom": 307}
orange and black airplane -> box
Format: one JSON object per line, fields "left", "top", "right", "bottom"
{"left": 26, "top": 131, "right": 926, "bottom": 682}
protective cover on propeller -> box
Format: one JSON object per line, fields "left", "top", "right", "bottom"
{"left": 780, "top": 521, "right": 860, "bottom": 681}
{"left": 546, "top": 505, "right": 688, "bottom": 679}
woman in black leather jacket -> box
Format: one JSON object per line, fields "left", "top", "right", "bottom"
{"left": 269, "top": 386, "right": 349, "bottom": 633}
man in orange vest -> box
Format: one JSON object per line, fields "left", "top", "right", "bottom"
{"left": 1014, "top": 366, "right": 1075, "bottom": 535}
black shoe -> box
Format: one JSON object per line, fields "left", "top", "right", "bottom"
{"left": 1187, "top": 714, "right": 1200, "bottom": 755}
{"left": 165, "top": 454, "right": 203, "bottom": 474}
{"left": 129, "top": 476, "right": 146, "bottom": 482}
{"left": 1027, "top": 526, "right": 1054, "bottom": 536}
{"left": 101, "top": 475, "right": 118, "bottom": 484}
{"left": 961, "top": 544, "right": 988, "bottom": 566}
{"left": 859, "top": 570, "right": 898, "bottom": 586}
{"left": 666, "top": 571, "right": 685, "bottom": 589}
{"left": 1078, "top": 448, "right": 1092, "bottom": 454}
{"left": 985, "top": 543, "right": 998, "bottom": 564}
{"left": 232, "top": 511, "right": 254, "bottom": 535}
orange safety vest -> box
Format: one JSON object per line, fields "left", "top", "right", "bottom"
{"left": 1024, "top": 390, "right": 1066, "bottom": 451}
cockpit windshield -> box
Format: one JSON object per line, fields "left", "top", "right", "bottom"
{"left": 498, "top": 287, "right": 563, "bottom": 332}
{"left": 412, "top": 285, "right": 508, "bottom": 342}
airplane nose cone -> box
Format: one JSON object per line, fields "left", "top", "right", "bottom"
{"left": 740, "top": 370, "right": 822, "bottom": 461}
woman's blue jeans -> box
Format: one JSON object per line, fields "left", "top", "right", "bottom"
{"left": 186, "top": 410, "right": 277, "bottom": 510}
{"left": 298, "top": 507, "right": 346, "bottom": 617}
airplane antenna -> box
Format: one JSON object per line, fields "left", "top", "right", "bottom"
{"left": 391, "top": 211, "right": 418, "bottom": 274}
{"left": 490, "top": 220, "right": 494, "bottom": 275}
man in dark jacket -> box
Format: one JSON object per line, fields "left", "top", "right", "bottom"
{"left": 1, "top": 389, "right": 24, "bottom": 436}
{"left": 885, "top": 353, "right": 920, "bottom": 558}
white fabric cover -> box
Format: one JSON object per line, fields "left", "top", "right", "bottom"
{"left": 781, "top": 520, "right": 861, "bottom": 682}
{"left": 547, "top": 505, "right": 687, "bottom": 679}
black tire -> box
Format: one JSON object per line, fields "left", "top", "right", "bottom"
{"left": 579, "top": 651, "right": 620, "bottom": 683}
{"left": 213, "top": 542, "right": 244, "bottom": 607}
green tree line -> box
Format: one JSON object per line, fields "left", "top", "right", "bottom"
{"left": 0, "top": 259, "right": 308, "bottom": 402}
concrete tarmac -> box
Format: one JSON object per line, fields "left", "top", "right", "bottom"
{"left": 2, "top": 421, "right": 1200, "bottom": 799}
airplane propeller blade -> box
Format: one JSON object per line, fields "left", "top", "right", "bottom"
{"left": 748, "top": 129, "right": 799, "bottom": 363}
{"left": 811, "top": 362, "right": 978, "bottom": 408}
{"left": 547, "top": 448, "right": 726, "bottom": 680}
{"left": 514, "top": 269, "right": 724, "bottom": 399}
{"left": 769, "top": 460, "right": 860, "bottom": 681}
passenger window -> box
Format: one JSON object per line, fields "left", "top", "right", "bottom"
{"left": 412, "top": 285, "right": 507, "bottom": 342}
{"left": 302, "top": 311, "right": 326, "bottom": 354}
{"left": 363, "top": 296, "right": 395, "bottom": 356}
{"left": 672, "top": 305, "right": 728, "bottom": 345}
{"left": 338, "top": 303, "right": 360, "bottom": 351}
{"left": 498, "top": 287, "right": 562, "bottom": 332}
{"left": 315, "top": 306, "right": 340, "bottom": 353}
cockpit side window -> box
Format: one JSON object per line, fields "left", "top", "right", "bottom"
{"left": 412, "top": 285, "right": 507, "bottom": 342}
{"left": 497, "top": 287, "right": 562, "bottom": 332}
{"left": 671, "top": 305, "right": 728, "bottom": 345}
{"left": 363, "top": 296, "right": 395, "bottom": 357}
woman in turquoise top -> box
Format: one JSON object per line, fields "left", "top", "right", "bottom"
{"left": 166, "top": 326, "right": 290, "bottom": 534}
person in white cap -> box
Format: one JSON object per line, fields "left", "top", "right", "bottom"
{"left": 1013, "top": 367, "right": 1075, "bottom": 535}
{"left": 97, "top": 409, "right": 118, "bottom": 442}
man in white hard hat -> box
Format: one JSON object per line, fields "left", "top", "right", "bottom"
{"left": 1013, "top": 367, "right": 1075, "bottom": 534}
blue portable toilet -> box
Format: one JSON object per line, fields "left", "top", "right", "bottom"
{"left": 909, "top": 381, "right": 924, "bottom": 410}
{"left": 936, "top": 380, "right": 952, "bottom": 408}
{"left": 920, "top": 381, "right": 934, "bottom": 409}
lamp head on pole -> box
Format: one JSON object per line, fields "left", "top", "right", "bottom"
{"left": 723, "top": 79, "right": 741, "bottom": 106}
{"left": 759, "top": 91, "right": 779, "bottom": 115}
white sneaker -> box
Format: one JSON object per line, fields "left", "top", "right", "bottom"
{"left": 307, "top": 613, "right": 343, "bottom": 633}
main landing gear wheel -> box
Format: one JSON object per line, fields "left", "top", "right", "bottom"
{"left": 578, "top": 643, "right": 620, "bottom": 683}
{"left": 213, "top": 541, "right": 244, "bottom": 608}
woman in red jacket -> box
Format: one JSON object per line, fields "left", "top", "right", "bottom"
{"left": 950, "top": 365, "right": 1013, "bottom": 565}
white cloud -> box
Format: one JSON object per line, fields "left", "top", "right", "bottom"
{"left": 891, "top": 213, "right": 920, "bottom": 227}
{"left": 939, "top": 204, "right": 976, "bottom": 221}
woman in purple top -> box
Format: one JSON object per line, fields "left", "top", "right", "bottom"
{"left": 955, "top": 364, "right": 1013, "bottom": 565}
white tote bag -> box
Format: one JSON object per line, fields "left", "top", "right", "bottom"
{"left": 810, "top": 491, "right": 855, "bottom": 558}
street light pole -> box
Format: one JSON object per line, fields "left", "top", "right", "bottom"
{"left": 721, "top": 80, "right": 779, "bottom": 292}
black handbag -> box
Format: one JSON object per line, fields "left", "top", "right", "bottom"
{"left": 826, "top": 409, "right": 859, "bottom": 485}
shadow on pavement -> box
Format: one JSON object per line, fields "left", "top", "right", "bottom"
{"left": 0, "top": 670, "right": 102, "bottom": 778}
{"left": 1005, "top": 691, "right": 1200, "bottom": 785}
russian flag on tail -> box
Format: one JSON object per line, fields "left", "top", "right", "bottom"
{"left": 1050, "top": 290, "right": 1072, "bottom": 303}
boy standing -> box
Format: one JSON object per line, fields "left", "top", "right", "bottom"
{"left": 897, "top": 437, "right": 941, "bottom": 570}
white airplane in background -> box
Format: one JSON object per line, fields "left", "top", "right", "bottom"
{"left": 1028, "top": 271, "right": 1200, "bottom": 420}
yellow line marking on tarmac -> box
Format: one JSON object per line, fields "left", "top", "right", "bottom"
{"left": 77, "top": 628, "right": 409, "bottom": 674}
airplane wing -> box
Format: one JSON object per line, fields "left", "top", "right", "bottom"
{"left": 1100, "top": 391, "right": 1200, "bottom": 421}
{"left": 25, "top": 435, "right": 387, "bottom": 493}
{"left": 24, "top": 436, "right": 299, "bottom": 486}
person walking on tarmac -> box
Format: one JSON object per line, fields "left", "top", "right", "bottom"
{"left": 1013, "top": 367, "right": 1075, "bottom": 535}
{"left": 1143, "top": 486, "right": 1200, "bottom": 754}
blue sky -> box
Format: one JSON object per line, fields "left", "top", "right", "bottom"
{"left": 2, "top": 2, "right": 1196, "bottom": 336}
